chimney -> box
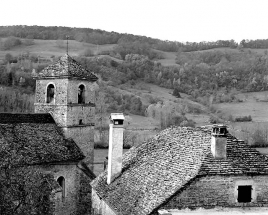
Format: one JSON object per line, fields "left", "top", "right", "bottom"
{"left": 107, "top": 113, "right": 125, "bottom": 184}
{"left": 211, "top": 125, "right": 228, "bottom": 159}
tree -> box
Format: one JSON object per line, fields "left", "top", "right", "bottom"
{"left": 0, "top": 167, "right": 54, "bottom": 215}
{"left": 173, "top": 87, "right": 181, "bottom": 98}
{"left": 5, "top": 53, "right": 13, "bottom": 63}
{"left": 2, "top": 37, "right": 21, "bottom": 50}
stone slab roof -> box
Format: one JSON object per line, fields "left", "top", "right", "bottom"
{"left": 0, "top": 113, "right": 84, "bottom": 167}
{"left": 91, "top": 126, "right": 268, "bottom": 215}
{"left": 32, "top": 54, "right": 98, "bottom": 81}
{"left": 0, "top": 113, "right": 55, "bottom": 123}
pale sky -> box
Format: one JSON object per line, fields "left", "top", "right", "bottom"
{"left": 0, "top": 0, "right": 268, "bottom": 43}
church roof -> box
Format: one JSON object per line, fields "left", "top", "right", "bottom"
{"left": 32, "top": 54, "right": 98, "bottom": 81}
{"left": 91, "top": 126, "right": 268, "bottom": 215}
{"left": 0, "top": 113, "right": 84, "bottom": 168}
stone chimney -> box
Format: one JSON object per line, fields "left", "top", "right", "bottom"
{"left": 211, "top": 125, "right": 228, "bottom": 159}
{"left": 107, "top": 113, "right": 125, "bottom": 184}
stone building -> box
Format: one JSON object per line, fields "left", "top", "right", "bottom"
{"left": 91, "top": 124, "right": 268, "bottom": 215}
{"left": 32, "top": 54, "right": 98, "bottom": 169}
{"left": 0, "top": 54, "right": 98, "bottom": 214}
{"left": 0, "top": 113, "right": 95, "bottom": 215}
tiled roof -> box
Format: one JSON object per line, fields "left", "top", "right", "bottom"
{"left": 0, "top": 113, "right": 84, "bottom": 167}
{"left": 91, "top": 126, "right": 268, "bottom": 215}
{"left": 0, "top": 113, "right": 55, "bottom": 123}
{"left": 199, "top": 136, "right": 268, "bottom": 175}
{"left": 32, "top": 54, "right": 98, "bottom": 81}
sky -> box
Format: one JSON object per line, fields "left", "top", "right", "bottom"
{"left": 0, "top": 0, "right": 268, "bottom": 43}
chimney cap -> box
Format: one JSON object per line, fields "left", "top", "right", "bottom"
{"left": 212, "top": 124, "right": 228, "bottom": 136}
{"left": 212, "top": 124, "right": 226, "bottom": 128}
{"left": 110, "top": 113, "right": 125, "bottom": 121}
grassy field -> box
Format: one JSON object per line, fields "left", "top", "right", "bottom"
{"left": 215, "top": 91, "right": 268, "bottom": 122}
{"left": 214, "top": 91, "right": 268, "bottom": 146}
{"left": 0, "top": 38, "right": 117, "bottom": 59}
{"left": 152, "top": 49, "right": 178, "bottom": 66}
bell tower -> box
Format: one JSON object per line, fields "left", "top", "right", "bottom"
{"left": 32, "top": 54, "right": 98, "bottom": 169}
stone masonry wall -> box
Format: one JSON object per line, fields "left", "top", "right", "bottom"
{"left": 67, "top": 79, "right": 95, "bottom": 104}
{"left": 41, "top": 164, "right": 80, "bottom": 215}
{"left": 35, "top": 105, "right": 68, "bottom": 127}
{"left": 35, "top": 79, "right": 95, "bottom": 105}
{"left": 160, "top": 175, "right": 268, "bottom": 211}
{"left": 63, "top": 126, "right": 95, "bottom": 170}
{"left": 35, "top": 79, "right": 68, "bottom": 105}
{"left": 35, "top": 79, "right": 95, "bottom": 127}
{"left": 66, "top": 106, "right": 95, "bottom": 127}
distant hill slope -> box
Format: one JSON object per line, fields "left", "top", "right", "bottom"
{"left": 0, "top": 38, "right": 117, "bottom": 59}
{"left": 1, "top": 38, "right": 267, "bottom": 129}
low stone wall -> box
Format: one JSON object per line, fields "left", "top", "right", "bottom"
{"left": 160, "top": 175, "right": 268, "bottom": 211}
{"left": 158, "top": 207, "right": 268, "bottom": 215}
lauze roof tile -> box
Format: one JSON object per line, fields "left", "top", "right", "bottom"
{"left": 0, "top": 113, "right": 84, "bottom": 167}
{"left": 32, "top": 54, "right": 98, "bottom": 81}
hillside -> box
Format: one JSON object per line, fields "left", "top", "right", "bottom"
{"left": 1, "top": 33, "right": 268, "bottom": 147}
{"left": 0, "top": 38, "right": 117, "bottom": 59}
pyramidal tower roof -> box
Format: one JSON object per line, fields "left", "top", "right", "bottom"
{"left": 32, "top": 54, "right": 98, "bottom": 81}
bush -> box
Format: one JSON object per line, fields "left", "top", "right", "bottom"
{"left": 1, "top": 37, "right": 21, "bottom": 50}
{"left": 173, "top": 87, "right": 181, "bottom": 98}
{"left": 228, "top": 114, "right": 234, "bottom": 122}
{"left": 146, "top": 95, "right": 162, "bottom": 104}
{"left": 235, "top": 115, "right": 252, "bottom": 122}
{"left": 209, "top": 115, "right": 222, "bottom": 124}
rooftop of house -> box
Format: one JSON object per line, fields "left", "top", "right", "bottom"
{"left": 0, "top": 113, "right": 84, "bottom": 168}
{"left": 32, "top": 54, "right": 98, "bottom": 81}
{"left": 91, "top": 126, "right": 268, "bottom": 215}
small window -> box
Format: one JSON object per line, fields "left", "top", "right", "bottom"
{"left": 79, "top": 119, "right": 83, "bottom": 125}
{"left": 78, "top": 85, "right": 85, "bottom": 104}
{"left": 57, "top": 176, "right": 65, "bottom": 200}
{"left": 47, "top": 84, "right": 55, "bottom": 103}
{"left": 238, "top": 185, "right": 252, "bottom": 203}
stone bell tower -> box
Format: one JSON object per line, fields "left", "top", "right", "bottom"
{"left": 32, "top": 54, "right": 98, "bottom": 169}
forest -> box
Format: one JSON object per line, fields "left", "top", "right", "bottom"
{"left": 1, "top": 25, "right": 268, "bottom": 52}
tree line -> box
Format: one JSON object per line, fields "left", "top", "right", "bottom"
{"left": 2, "top": 25, "right": 268, "bottom": 52}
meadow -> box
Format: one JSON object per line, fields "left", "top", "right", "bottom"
{"left": 0, "top": 38, "right": 116, "bottom": 59}
{"left": 214, "top": 91, "right": 268, "bottom": 146}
